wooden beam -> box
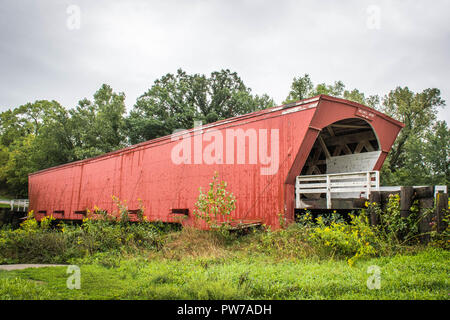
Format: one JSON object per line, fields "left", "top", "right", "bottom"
{"left": 306, "top": 159, "right": 326, "bottom": 166}
{"left": 364, "top": 141, "right": 375, "bottom": 152}
{"left": 318, "top": 136, "right": 331, "bottom": 159}
{"left": 323, "top": 131, "right": 376, "bottom": 147}
{"left": 304, "top": 148, "right": 322, "bottom": 174}
{"left": 306, "top": 165, "right": 321, "bottom": 175}
{"left": 326, "top": 126, "right": 335, "bottom": 137}
{"left": 331, "top": 124, "right": 370, "bottom": 129}
{"left": 414, "top": 187, "right": 434, "bottom": 199}
{"left": 333, "top": 145, "right": 342, "bottom": 156}
{"left": 354, "top": 140, "right": 375, "bottom": 153}
{"left": 342, "top": 144, "right": 352, "bottom": 155}
{"left": 354, "top": 141, "right": 365, "bottom": 154}
{"left": 310, "top": 148, "right": 321, "bottom": 163}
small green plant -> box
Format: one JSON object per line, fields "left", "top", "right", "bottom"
{"left": 296, "top": 209, "right": 314, "bottom": 228}
{"left": 383, "top": 194, "right": 405, "bottom": 239}
{"left": 93, "top": 205, "right": 112, "bottom": 221}
{"left": 277, "top": 212, "right": 287, "bottom": 229}
{"left": 136, "top": 198, "right": 145, "bottom": 222}
{"left": 20, "top": 211, "right": 39, "bottom": 233}
{"left": 39, "top": 215, "right": 55, "bottom": 230}
{"left": 112, "top": 195, "right": 129, "bottom": 224}
{"left": 317, "top": 211, "right": 346, "bottom": 226}
{"left": 193, "top": 172, "right": 236, "bottom": 232}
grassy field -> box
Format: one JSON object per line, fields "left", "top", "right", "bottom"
{"left": 0, "top": 227, "right": 449, "bottom": 300}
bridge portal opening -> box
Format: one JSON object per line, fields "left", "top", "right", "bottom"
{"left": 302, "top": 118, "right": 380, "bottom": 176}
{"left": 296, "top": 118, "right": 381, "bottom": 209}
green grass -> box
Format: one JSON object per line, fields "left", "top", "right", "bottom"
{"left": 0, "top": 247, "right": 448, "bottom": 300}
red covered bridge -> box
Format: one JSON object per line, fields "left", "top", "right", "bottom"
{"left": 29, "top": 95, "right": 404, "bottom": 228}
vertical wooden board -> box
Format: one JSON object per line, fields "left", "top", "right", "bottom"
{"left": 435, "top": 192, "right": 449, "bottom": 233}
{"left": 418, "top": 198, "right": 435, "bottom": 242}
{"left": 400, "top": 186, "right": 414, "bottom": 218}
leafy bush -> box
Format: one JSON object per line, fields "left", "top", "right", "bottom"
{"left": 252, "top": 210, "right": 389, "bottom": 265}
{"left": 193, "top": 172, "right": 236, "bottom": 233}
{"left": 0, "top": 213, "right": 165, "bottom": 264}
{"left": 365, "top": 194, "right": 426, "bottom": 248}
{"left": 309, "top": 213, "right": 377, "bottom": 266}
{"left": 19, "top": 211, "right": 40, "bottom": 232}
{"left": 256, "top": 199, "right": 444, "bottom": 266}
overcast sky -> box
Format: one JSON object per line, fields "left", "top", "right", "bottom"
{"left": 0, "top": 0, "right": 449, "bottom": 123}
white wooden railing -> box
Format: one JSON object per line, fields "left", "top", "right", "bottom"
{"left": 378, "top": 185, "right": 447, "bottom": 198}
{"left": 9, "top": 199, "right": 29, "bottom": 212}
{"left": 295, "top": 171, "right": 380, "bottom": 209}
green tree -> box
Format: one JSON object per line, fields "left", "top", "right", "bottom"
{"left": 32, "top": 102, "right": 76, "bottom": 168}
{"left": 70, "top": 84, "right": 127, "bottom": 158}
{"left": 313, "top": 80, "right": 345, "bottom": 97}
{"left": 126, "top": 69, "right": 274, "bottom": 144}
{"left": 283, "top": 74, "right": 380, "bottom": 108}
{"left": 0, "top": 110, "right": 29, "bottom": 147}
{"left": 0, "top": 84, "right": 126, "bottom": 196}
{"left": 423, "top": 121, "right": 450, "bottom": 185}
{"left": 343, "top": 88, "right": 380, "bottom": 109}
{"left": 381, "top": 120, "right": 449, "bottom": 186}
{"left": 0, "top": 100, "right": 73, "bottom": 196}
{"left": 0, "top": 100, "right": 60, "bottom": 147}
{"left": 381, "top": 87, "right": 445, "bottom": 177}
{"left": 0, "top": 135, "right": 38, "bottom": 196}
{"left": 284, "top": 74, "right": 314, "bottom": 103}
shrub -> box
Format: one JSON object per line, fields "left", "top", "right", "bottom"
{"left": 19, "top": 211, "right": 39, "bottom": 232}
{"left": 366, "top": 194, "right": 425, "bottom": 247}
{"left": 77, "top": 217, "right": 163, "bottom": 253}
{"left": 309, "top": 213, "right": 377, "bottom": 266}
{"left": 0, "top": 212, "right": 165, "bottom": 264}
{"left": 0, "top": 230, "right": 75, "bottom": 263}
{"left": 193, "top": 172, "right": 236, "bottom": 233}
{"left": 111, "top": 195, "right": 129, "bottom": 224}
{"left": 250, "top": 210, "right": 382, "bottom": 265}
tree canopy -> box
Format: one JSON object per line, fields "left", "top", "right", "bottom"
{"left": 126, "top": 69, "right": 274, "bottom": 144}
{"left": 0, "top": 85, "right": 127, "bottom": 196}
{"left": 283, "top": 73, "right": 380, "bottom": 109}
